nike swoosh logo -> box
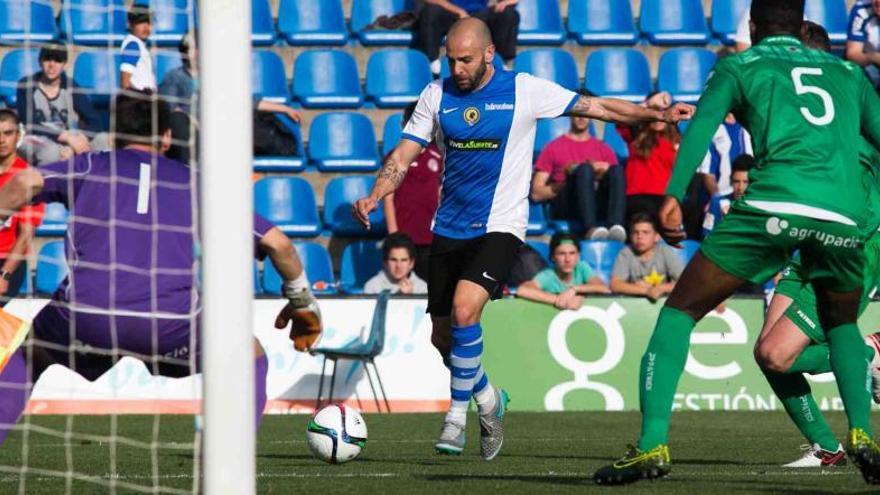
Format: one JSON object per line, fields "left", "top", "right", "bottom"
{"left": 442, "top": 107, "right": 459, "bottom": 114}
{"left": 482, "top": 271, "right": 497, "bottom": 282}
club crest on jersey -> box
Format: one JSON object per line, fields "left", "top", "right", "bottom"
{"left": 463, "top": 106, "right": 480, "bottom": 126}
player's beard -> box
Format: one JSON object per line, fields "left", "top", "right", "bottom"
{"left": 455, "top": 59, "right": 488, "bottom": 93}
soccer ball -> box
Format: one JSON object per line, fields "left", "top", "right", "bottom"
{"left": 306, "top": 404, "right": 368, "bottom": 464}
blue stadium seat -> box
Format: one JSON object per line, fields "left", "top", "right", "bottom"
{"left": 323, "top": 176, "right": 386, "bottom": 236}
{"left": 148, "top": 0, "right": 192, "bottom": 46}
{"left": 534, "top": 116, "right": 597, "bottom": 156}
{"left": 513, "top": 49, "right": 579, "bottom": 91}
{"left": 602, "top": 123, "right": 630, "bottom": 162}
{"left": 526, "top": 240, "right": 550, "bottom": 266}
{"left": 0, "top": 48, "right": 39, "bottom": 107}
{"left": 579, "top": 240, "right": 624, "bottom": 284}
{"left": 278, "top": 0, "right": 348, "bottom": 46}
{"left": 251, "top": 0, "right": 277, "bottom": 46}
{"left": 253, "top": 113, "right": 306, "bottom": 172}
{"left": 585, "top": 48, "right": 651, "bottom": 102}
{"left": 710, "top": 0, "right": 750, "bottom": 45}
{"left": 264, "top": 242, "right": 338, "bottom": 295}
{"left": 253, "top": 177, "right": 321, "bottom": 237}
{"left": 73, "top": 52, "right": 121, "bottom": 108}
{"left": 60, "top": 0, "right": 127, "bottom": 46}
{"left": 0, "top": 0, "right": 57, "bottom": 43}
{"left": 339, "top": 240, "right": 383, "bottom": 294}
{"left": 567, "top": 0, "right": 638, "bottom": 45}
{"left": 309, "top": 112, "right": 381, "bottom": 172}
{"left": 292, "top": 50, "right": 363, "bottom": 109}
{"left": 657, "top": 48, "right": 717, "bottom": 103}
{"left": 36, "top": 203, "right": 69, "bottom": 237}
{"left": 252, "top": 51, "right": 290, "bottom": 103}
{"left": 675, "top": 239, "right": 701, "bottom": 267}
{"left": 35, "top": 241, "right": 68, "bottom": 295}
{"left": 639, "top": 0, "right": 710, "bottom": 45}
{"left": 351, "top": 0, "right": 414, "bottom": 46}
{"left": 366, "top": 49, "right": 432, "bottom": 108}
{"left": 528, "top": 202, "right": 547, "bottom": 235}
{"left": 440, "top": 55, "right": 504, "bottom": 78}
{"left": 516, "top": 0, "right": 566, "bottom": 45}
{"left": 382, "top": 113, "right": 403, "bottom": 157}
{"left": 806, "top": 0, "right": 848, "bottom": 44}
{"left": 154, "top": 50, "right": 182, "bottom": 85}
{"left": 253, "top": 262, "right": 262, "bottom": 295}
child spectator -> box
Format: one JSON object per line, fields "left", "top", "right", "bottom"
{"left": 120, "top": 3, "right": 156, "bottom": 91}
{"left": 610, "top": 213, "right": 683, "bottom": 302}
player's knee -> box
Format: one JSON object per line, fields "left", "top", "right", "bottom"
{"left": 754, "top": 342, "right": 792, "bottom": 373}
{"left": 451, "top": 303, "right": 480, "bottom": 327}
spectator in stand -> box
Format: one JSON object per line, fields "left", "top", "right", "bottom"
{"left": 610, "top": 213, "right": 682, "bottom": 302}
{"left": 364, "top": 233, "right": 428, "bottom": 295}
{"left": 698, "top": 114, "right": 752, "bottom": 199}
{"left": 620, "top": 92, "right": 680, "bottom": 225}
{"left": 383, "top": 103, "right": 443, "bottom": 281}
{"left": 516, "top": 233, "right": 610, "bottom": 309}
{"left": 17, "top": 45, "right": 109, "bottom": 165}
{"left": 414, "top": 0, "right": 520, "bottom": 75}
{"left": 702, "top": 154, "right": 753, "bottom": 237}
{"left": 120, "top": 3, "right": 156, "bottom": 91}
{"left": 0, "top": 110, "right": 43, "bottom": 304}
{"left": 531, "top": 93, "right": 626, "bottom": 241}
{"left": 846, "top": 0, "right": 880, "bottom": 89}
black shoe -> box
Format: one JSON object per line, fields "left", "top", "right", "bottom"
{"left": 593, "top": 444, "right": 671, "bottom": 485}
{"left": 847, "top": 428, "right": 880, "bottom": 484}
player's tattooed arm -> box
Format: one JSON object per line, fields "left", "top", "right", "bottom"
{"left": 568, "top": 95, "right": 695, "bottom": 126}
{"left": 353, "top": 139, "right": 424, "bottom": 229}
{"left": 0, "top": 168, "right": 43, "bottom": 222}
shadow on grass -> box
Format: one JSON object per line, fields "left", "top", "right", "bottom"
{"left": 419, "top": 473, "right": 590, "bottom": 486}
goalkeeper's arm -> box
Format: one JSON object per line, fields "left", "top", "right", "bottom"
{"left": 259, "top": 227, "right": 323, "bottom": 351}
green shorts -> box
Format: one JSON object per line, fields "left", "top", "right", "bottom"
{"left": 700, "top": 205, "right": 866, "bottom": 292}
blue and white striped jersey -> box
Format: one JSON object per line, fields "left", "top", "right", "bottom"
{"left": 402, "top": 70, "right": 577, "bottom": 240}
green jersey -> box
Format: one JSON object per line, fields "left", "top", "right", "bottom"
{"left": 667, "top": 35, "right": 880, "bottom": 226}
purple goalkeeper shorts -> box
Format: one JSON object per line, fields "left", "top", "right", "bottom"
{"left": 32, "top": 302, "right": 200, "bottom": 381}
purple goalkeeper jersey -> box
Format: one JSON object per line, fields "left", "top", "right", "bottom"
{"left": 34, "top": 149, "right": 274, "bottom": 316}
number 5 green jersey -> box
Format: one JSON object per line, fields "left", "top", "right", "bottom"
{"left": 667, "top": 35, "right": 880, "bottom": 228}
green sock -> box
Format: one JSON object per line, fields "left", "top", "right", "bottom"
{"left": 827, "top": 323, "right": 873, "bottom": 436}
{"left": 638, "top": 307, "right": 695, "bottom": 451}
{"left": 763, "top": 370, "right": 839, "bottom": 451}
{"left": 789, "top": 343, "right": 874, "bottom": 375}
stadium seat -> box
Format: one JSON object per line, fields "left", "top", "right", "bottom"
{"left": 0, "top": 0, "right": 57, "bottom": 43}
{"left": 251, "top": 0, "right": 277, "bottom": 46}
{"left": 534, "top": 116, "right": 597, "bottom": 156}
{"left": 278, "top": 0, "right": 348, "bottom": 46}
{"left": 0, "top": 48, "right": 39, "bottom": 107}
{"left": 657, "top": 48, "right": 717, "bottom": 103}
{"left": 528, "top": 202, "right": 547, "bottom": 236}
{"left": 35, "top": 241, "right": 68, "bottom": 295}
{"left": 36, "top": 203, "right": 69, "bottom": 237}
{"left": 585, "top": 48, "right": 652, "bottom": 102}
{"left": 639, "top": 0, "right": 710, "bottom": 45}
{"left": 710, "top": 0, "right": 750, "bottom": 45}
{"left": 516, "top": 0, "right": 566, "bottom": 45}
{"left": 366, "top": 49, "right": 432, "bottom": 108}
{"left": 526, "top": 240, "right": 550, "bottom": 265}
{"left": 309, "top": 113, "right": 381, "bottom": 172}
{"left": 440, "top": 55, "right": 504, "bottom": 78}
{"left": 253, "top": 177, "right": 320, "bottom": 237}
{"left": 567, "top": 0, "right": 638, "bottom": 45}
{"left": 60, "top": 0, "right": 127, "bottom": 46}
{"left": 148, "top": 0, "right": 192, "bottom": 46}
{"left": 323, "top": 176, "right": 386, "bottom": 236}
{"left": 805, "top": 0, "right": 848, "bottom": 44}
{"left": 602, "top": 123, "right": 630, "bottom": 162}
{"left": 351, "top": 0, "right": 414, "bottom": 46}
{"left": 675, "top": 239, "right": 701, "bottom": 267}
{"left": 263, "top": 242, "right": 337, "bottom": 295}
{"left": 382, "top": 113, "right": 403, "bottom": 157}
{"left": 252, "top": 51, "right": 290, "bottom": 103}
{"left": 154, "top": 50, "right": 182, "bottom": 85}
{"left": 292, "top": 50, "right": 363, "bottom": 109}
{"left": 253, "top": 113, "right": 306, "bottom": 172}
{"left": 73, "top": 52, "right": 121, "bottom": 108}
{"left": 579, "top": 240, "right": 624, "bottom": 284}
{"left": 513, "top": 49, "right": 579, "bottom": 91}
{"left": 338, "top": 240, "right": 384, "bottom": 294}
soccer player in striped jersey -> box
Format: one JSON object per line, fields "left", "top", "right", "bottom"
{"left": 0, "top": 90, "right": 321, "bottom": 446}
{"left": 353, "top": 17, "right": 693, "bottom": 460}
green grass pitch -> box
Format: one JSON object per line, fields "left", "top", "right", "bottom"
{"left": 1, "top": 411, "right": 880, "bottom": 494}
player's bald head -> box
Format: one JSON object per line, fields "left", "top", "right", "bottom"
{"left": 446, "top": 17, "right": 492, "bottom": 52}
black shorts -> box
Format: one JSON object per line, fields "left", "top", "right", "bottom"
{"left": 427, "top": 232, "right": 522, "bottom": 316}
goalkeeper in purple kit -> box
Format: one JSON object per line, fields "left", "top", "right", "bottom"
{"left": 0, "top": 90, "right": 321, "bottom": 446}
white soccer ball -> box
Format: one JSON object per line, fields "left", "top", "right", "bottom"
{"left": 306, "top": 404, "right": 368, "bottom": 464}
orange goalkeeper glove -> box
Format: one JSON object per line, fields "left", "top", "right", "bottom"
{"left": 275, "top": 289, "right": 322, "bottom": 352}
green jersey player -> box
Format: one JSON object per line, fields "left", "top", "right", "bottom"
{"left": 594, "top": 0, "right": 880, "bottom": 486}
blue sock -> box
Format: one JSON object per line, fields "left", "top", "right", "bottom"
{"left": 447, "top": 323, "right": 483, "bottom": 422}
